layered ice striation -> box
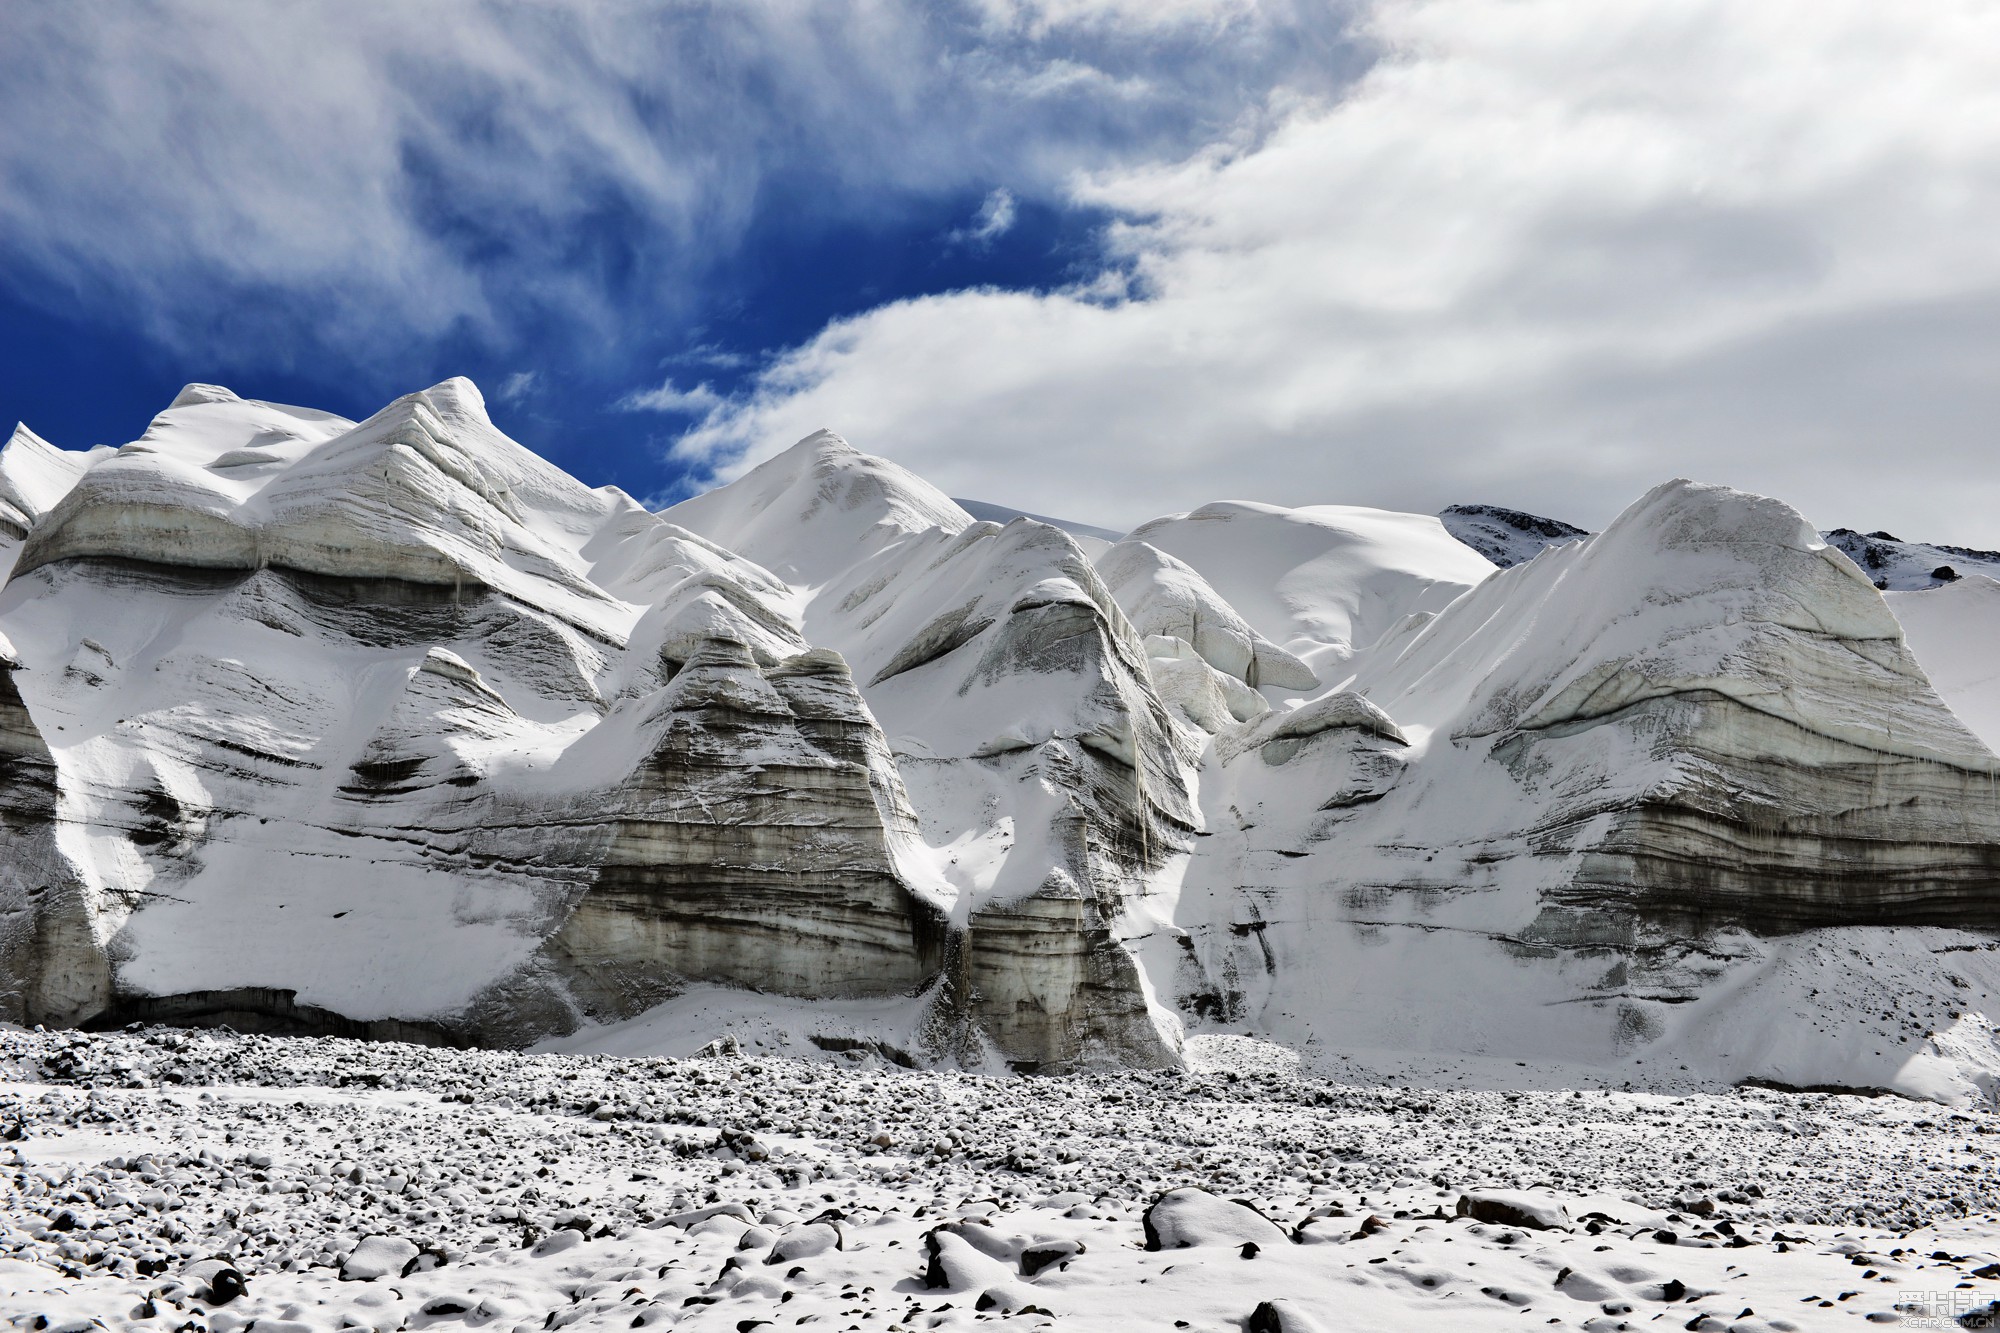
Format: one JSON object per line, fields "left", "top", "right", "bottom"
{"left": 665, "top": 431, "right": 1201, "bottom": 1068}
{"left": 1170, "top": 480, "right": 2000, "bottom": 1101}
{"left": 0, "top": 401, "right": 1197, "bottom": 1069}
{"left": 2, "top": 383, "right": 1998, "bottom": 1097}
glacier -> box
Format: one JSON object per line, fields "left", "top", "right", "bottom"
{"left": 2, "top": 378, "right": 1998, "bottom": 1102}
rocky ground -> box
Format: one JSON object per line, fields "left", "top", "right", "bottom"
{"left": 4, "top": 1028, "right": 1999, "bottom": 1332}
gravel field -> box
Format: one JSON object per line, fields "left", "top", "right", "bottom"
{"left": 4, "top": 1028, "right": 1998, "bottom": 1332}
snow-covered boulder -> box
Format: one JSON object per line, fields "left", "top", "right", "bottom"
{"left": 1455, "top": 1191, "right": 1569, "bottom": 1231}
{"left": 1141, "top": 1188, "right": 1290, "bottom": 1250}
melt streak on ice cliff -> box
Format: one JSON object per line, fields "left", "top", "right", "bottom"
{"left": 2, "top": 379, "right": 1998, "bottom": 1100}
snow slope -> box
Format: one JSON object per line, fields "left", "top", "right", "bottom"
{"left": 1121, "top": 500, "right": 1495, "bottom": 688}
{"left": 954, "top": 496, "right": 1125, "bottom": 548}
{"left": 1888, "top": 576, "right": 2000, "bottom": 753}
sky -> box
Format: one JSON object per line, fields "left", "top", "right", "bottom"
{"left": 6, "top": 0, "right": 2000, "bottom": 543}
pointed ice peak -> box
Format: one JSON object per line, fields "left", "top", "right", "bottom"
{"left": 663, "top": 429, "right": 973, "bottom": 587}
{"left": 788, "top": 427, "right": 856, "bottom": 456}
{"left": 0, "top": 420, "right": 91, "bottom": 536}
{"left": 168, "top": 384, "right": 242, "bottom": 409}
{"left": 418, "top": 647, "right": 486, "bottom": 686}
{"left": 414, "top": 376, "right": 491, "bottom": 428}
{"left": 322, "top": 378, "right": 495, "bottom": 457}
{"left": 1582, "top": 478, "right": 1883, "bottom": 618}
{"left": 6, "top": 423, "right": 53, "bottom": 453}
{"left": 1358, "top": 475, "right": 1981, "bottom": 764}
{"left": 1607, "top": 477, "right": 1823, "bottom": 555}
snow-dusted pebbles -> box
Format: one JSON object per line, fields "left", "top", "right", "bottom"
{"left": 4, "top": 1028, "right": 1998, "bottom": 1331}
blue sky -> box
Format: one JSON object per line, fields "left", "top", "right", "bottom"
{"left": 0, "top": 1, "right": 1363, "bottom": 509}
{"left": 0, "top": 181, "right": 1121, "bottom": 502}
{"left": 7, "top": 1, "right": 2000, "bottom": 542}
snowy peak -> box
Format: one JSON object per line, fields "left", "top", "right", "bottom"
{"left": 14, "top": 377, "right": 643, "bottom": 640}
{"left": 1437, "top": 502, "right": 1589, "bottom": 567}
{"left": 663, "top": 430, "right": 973, "bottom": 587}
{"left": 167, "top": 382, "right": 244, "bottom": 409}
{"left": 1444, "top": 499, "right": 2000, "bottom": 593}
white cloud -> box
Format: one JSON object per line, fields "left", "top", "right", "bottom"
{"left": 496, "top": 371, "right": 538, "bottom": 405}
{"left": 621, "top": 379, "right": 725, "bottom": 415}
{"left": 948, "top": 188, "right": 1020, "bottom": 247}
{"left": 679, "top": 0, "right": 2000, "bottom": 545}
{"left": 0, "top": 1, "right": 1354, "bottom": 370}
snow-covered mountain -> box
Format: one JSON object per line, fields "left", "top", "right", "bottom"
{"left": 3, "top": 380, "right": 1999, "bottom": 1100}
{"left": 1438, "top": 502, "right": 1591, "bottom": 567}
{"left": 1821, "top": 527, "right": 2000, "bottom": 590}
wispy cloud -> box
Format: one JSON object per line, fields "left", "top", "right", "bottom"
{"left": 0, "top": 1, "right": 1359, "bottom": 376}
{"left": 662, "top": 344, "right": 756, "bottom": 371}
{"left": 677, "top": 0, "right": 2000, "bottom": 546}
{"left": 621, "top": 379, "right": 726, "bottom": 416}
{"left": 948, "top": 189, "right": 1021, "bottom": 248}
{"left": 495, "top": 371, "right": 538, "bottom": 406}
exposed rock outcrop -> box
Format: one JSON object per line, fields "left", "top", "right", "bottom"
{"left": 1438, "top": 503, "right": 1590, "bottom": 568}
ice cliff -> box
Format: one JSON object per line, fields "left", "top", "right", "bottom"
{"left": 2, "top": 381, "right": 1997, "bottom": 1098}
